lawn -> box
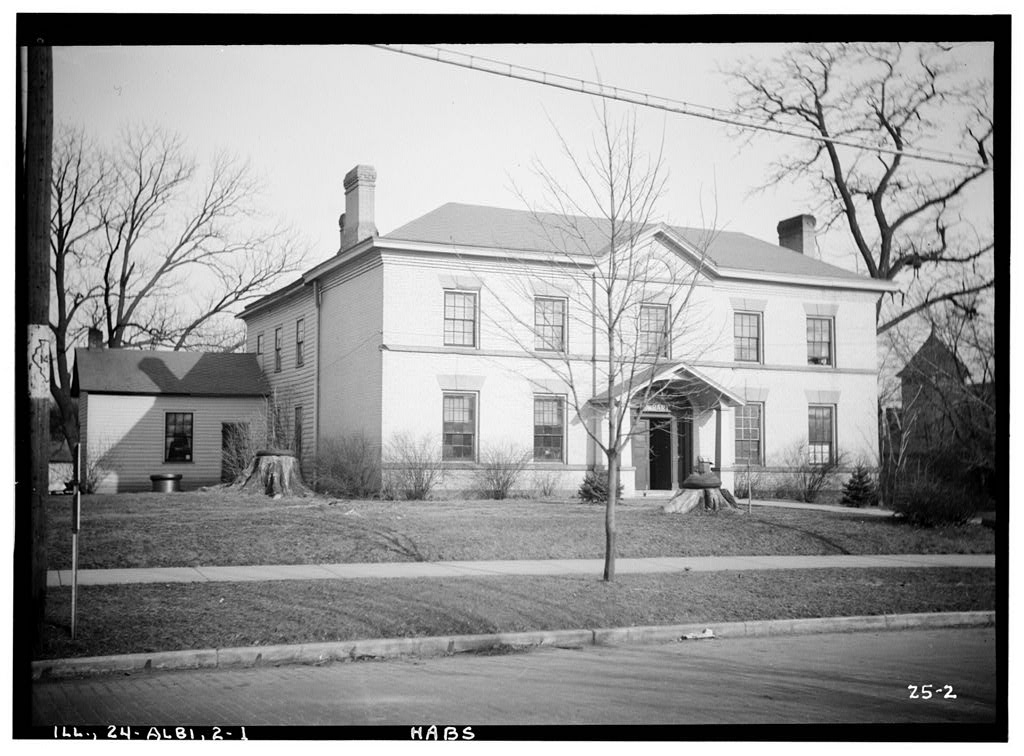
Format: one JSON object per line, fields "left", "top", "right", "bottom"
{"left": 38, "top": 567, "right": 995, "bottom": 660}
{"left": 45, "top": 490, "right": 995, "bottom": 570}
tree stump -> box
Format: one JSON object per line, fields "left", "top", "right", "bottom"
{"left": 231, "top": 449, "right": 313, "bottom": 498}
{"left": 662, "top": 472, "right": 740, "bottom": 514}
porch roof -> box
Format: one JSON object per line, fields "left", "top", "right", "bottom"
{"left": 588, "top": 361, "right": 745, "bottom": 409}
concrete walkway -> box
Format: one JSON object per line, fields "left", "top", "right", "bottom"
{"left": 47, "top": 553, "right": 995, "bottom": 587}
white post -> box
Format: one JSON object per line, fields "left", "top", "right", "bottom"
{"left": 71, "top": 443, "right": 81, "bottom": 639}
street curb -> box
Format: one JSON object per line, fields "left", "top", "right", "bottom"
{"left": 31, "top": 611, "right": 994, "bottom": 680}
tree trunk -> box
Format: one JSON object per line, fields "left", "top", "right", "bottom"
{"left": 662, "top": 486, "right": 740, "bottom": 514}
{"left": 603, "top": 450, "right": 618, "bottom": 582}
{"left": 231, "top": 451, "right": 313, "bottom": 498}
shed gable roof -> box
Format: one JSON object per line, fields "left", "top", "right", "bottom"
{"left": 383, "top": 202, "right": 868, "bottom": 282}
{"left": 72, "top": 349, "right": 270, "bottom": 397}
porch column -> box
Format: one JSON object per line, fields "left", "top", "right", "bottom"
{"left": 714, "top": 404, "right": 722, "bottom": 473}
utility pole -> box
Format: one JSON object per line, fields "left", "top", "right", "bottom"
{"left": 24, "top": 44, "right": 53, "bottom": 640}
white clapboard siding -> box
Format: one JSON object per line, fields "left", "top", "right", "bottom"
{"left": 85, "top": 393, "right": 267, "bottom": 493}
{"left": 243, "top": 284, "right": 319, "bottom": 474}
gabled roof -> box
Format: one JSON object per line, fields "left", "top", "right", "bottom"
{"left": 897, "top": 329, "right": 969, "bottom": 381}
{"left": 383, "top": 202, "right": 869, "bottom": 283}
{"left": 589, "top": 361, "right": 745, "bottom": 409}
{"left": 72, "top": 348, "right": 270, "bottom": 397}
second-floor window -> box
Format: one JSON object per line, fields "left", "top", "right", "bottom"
{"left": 296, "top": 318, "right": 305, "bottom": 367}
{"left": 534, "top": 297, "right": 566, "bottom": 351}
{"left": 256, "top": 333, "right": 263, "bottom": 355}
{"left": 638, "top": 304, "right": 670, "bottom": 358}
{"left": 444, "top": 291, "right": 477, "bottom": 347}
{"left": 734, "top": 312, "right": 762, "bottom": 362}
{"left": 274, "top": 327, "right": 282, "bottom": 372}
{"left": 807, "top": 317, "right": 833, "bottom": 366}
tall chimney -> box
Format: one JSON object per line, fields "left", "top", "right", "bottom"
{"left": 340, "top": 164, "right": 377, "bottom": 251}
{"left": 777, "top": 214, "right": 816, "bottom": 255}
{"left": 87, "top": 327, "right": 104, "bottom": 350}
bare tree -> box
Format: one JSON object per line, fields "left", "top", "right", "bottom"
{"left": 725, "top": 43, "right": 993, "bottom": 333}
{"left": 49, "top": 125, "right": 307, "bottom": 445}
{"left": 484, "top": 105, "right": 718, "bottom": 581}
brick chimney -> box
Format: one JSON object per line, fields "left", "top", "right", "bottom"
{"left": 88, "top": 327, "right": 104, "bottom": 350}
{"left": 777, "top": 214, "right": 816, "bottom": 255}
{"left": 340, "top": 164, "right": 377, "bottom": 251}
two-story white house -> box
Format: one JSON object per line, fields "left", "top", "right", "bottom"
{"left": 239, "top": 164, "right": 896, "bottom": 498}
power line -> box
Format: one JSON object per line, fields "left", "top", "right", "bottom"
{"left": 375, "top": 44, "right": 991, "bottom": 173}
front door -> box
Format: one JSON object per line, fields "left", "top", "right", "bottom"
{"left": 648, "top": 418, "right": 673, "bottom": 490}
{"left": 677, "top": 416, "right": 693, "bottom": 483}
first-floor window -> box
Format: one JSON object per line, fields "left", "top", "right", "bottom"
{"left": 734, "top": 403, "right": 763, "bottom": 466}
{"left": 442, "top": 393, "right": 476, "bottom": 461}
{"left": 808, "top": 405, "right": 835, "bottom": 465}
{"left": 294, "top": 406, "right": 303, "bottom": 460}
{"left": 534, "top": 395, "right": 565, "bottom": 462}
{"left": 165, "top": 412, "right": 194, "bottom": 462}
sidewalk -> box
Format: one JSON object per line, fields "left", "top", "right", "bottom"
{"left": 47, "top": 552, "right": 995, "bottom": 587}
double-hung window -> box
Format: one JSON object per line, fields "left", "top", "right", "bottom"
{"left": 442, "top": 393, "right": 477, "bottom": 461}
{"left": 734, "top": 312, "right": 762, "bottom": 362}
{"left": 639, "top": 304, "right": 670, "bottom": 358}
{"left": 295, "top": 319, "right": 305, "bottom": 367}
{"left": 444, "top": 291, "right": 477, "bottom": 347}
{"left": 734, "top": 403, "right": 763, "bottom": 466}
{"left": 165, "top": 412, "right": 194, "bottom": 462}
{"left": 807, "top": 317, "right": 833, "bottom": 366}
{"left": 533, "top": 395, "right": 565, "bottom": 462}
{"left": 534, "top": 297, "right": 566, "bottom": 351}
{"left": 808, "top": 405, "right": 836, "bottom": 465}
{"left": 274, "top": 327, "right": 282, "bottom": 372}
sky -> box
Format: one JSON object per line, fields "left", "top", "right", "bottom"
{"left": 48, "top": 42, "right": 994, "bottom": 278}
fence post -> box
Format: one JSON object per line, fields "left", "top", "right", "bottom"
{"left": 71, "top": 443, "right": 81, "bottom": 640}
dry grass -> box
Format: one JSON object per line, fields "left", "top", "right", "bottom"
{"left": 45, "top": 491, "right": 994, "bottom": 570}
{"left": 37, "top": 567, "right": 995, "bottom": 660}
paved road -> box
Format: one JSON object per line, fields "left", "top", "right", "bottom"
{"left": 31, "top": 627, "right": 996, "bottom": 727}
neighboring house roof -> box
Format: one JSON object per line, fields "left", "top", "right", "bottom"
{"left": 383, "top": 202, "right": 870, "bottom": 283}
{"left": 72, "top": 349, "right": 270, "bottom": 397}
{"left": 897, "top": 330, "right": 969, "bottom": 381}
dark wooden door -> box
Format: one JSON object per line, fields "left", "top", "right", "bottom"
{"left": 677, "top": 416, "right": 693, "bottom": 484}
{"left": 649, "top": 418, "right": 673, "bottom": 490}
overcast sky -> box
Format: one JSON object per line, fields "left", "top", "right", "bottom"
{"left": 49, "top": 42, "right": 993, "bottom": 276}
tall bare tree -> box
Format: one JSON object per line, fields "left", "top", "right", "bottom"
{"left": 486, "top": 106, "right": 717, "bottom": 581}
{"left": 49, "top": 125, "right": 307, "bottom": 445}
{"left": 725, "top": 43, "right": 993, "bottom": 333}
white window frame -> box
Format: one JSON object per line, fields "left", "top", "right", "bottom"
{"left": 734, "top": 402, "right": 764, "bottom": 467}
{"left": 807, "top": 404, "right": 837, "bottom": 466}
{"left": 533, "top": 394, "right": 566, "bottom": 463}
{"left": 807, "top": 316, "right": 834, "bottom": 367}
{"left": 443, "top": 290, "right": 479, "bottom": 348}
{"left": 442, "top": 391, "right": 478, "bottom": 462}
{"left": 734, "top": 311, "right": 763, "bottom": 363}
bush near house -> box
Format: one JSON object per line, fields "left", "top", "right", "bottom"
{"left": 892, "top": 476, "right": 978, "bottom": 527}
{"left": 381, "top": 434, "right": 444, "bottom": 500}
{"left": 577, "top": 471, "right": 623, "bottom": 505}
{"left": 841, "top": 464, "right": 879, "bottom": 508}
{"left": 475, "top": 444, "right": 531, "bottom": 499}
{"left": 315, "top": 434, "right": 382, "bottom": 498}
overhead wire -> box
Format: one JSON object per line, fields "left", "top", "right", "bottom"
{"left": 374, "top": 44, "right": 991, "bottom": 173}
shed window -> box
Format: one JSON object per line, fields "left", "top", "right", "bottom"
{"left": 165, "top": 412, "right": 194, "bottom": 463}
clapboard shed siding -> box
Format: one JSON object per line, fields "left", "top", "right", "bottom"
{"left": 84, "top": 393, "right": 266, "bottom": 493}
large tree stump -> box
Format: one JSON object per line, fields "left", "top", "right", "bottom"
{"left": 662, "top": 472, "right": 740, "bottom": 514}
{"left": 231, "top": 449, "right": 313, "bottom": 498}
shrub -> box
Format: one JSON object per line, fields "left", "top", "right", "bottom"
{"left": 315, "top": 433, "right": 381, "bottom": 498}
{"left": 532, "top": 470, "right": 561, "bottom": 499}
{"left": 733, "top": 469, "right": 765, "bottom": 500}
{"left": 475, "top": 443, "right": 531, "bottom": 499}
{"left": 780, "top": 442, "right": 845, "bottom": 503}
{"left": 381, "top": 433, "right": 444, "bottom": 500}
{"left": 840, "top": 464, "right": 879, "bottom": 508}
{"left": 892, "top": 478, "right": 977, "bottom": 527}
{"left": 577, "top": 470, "right": 624, "bottom": 505}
